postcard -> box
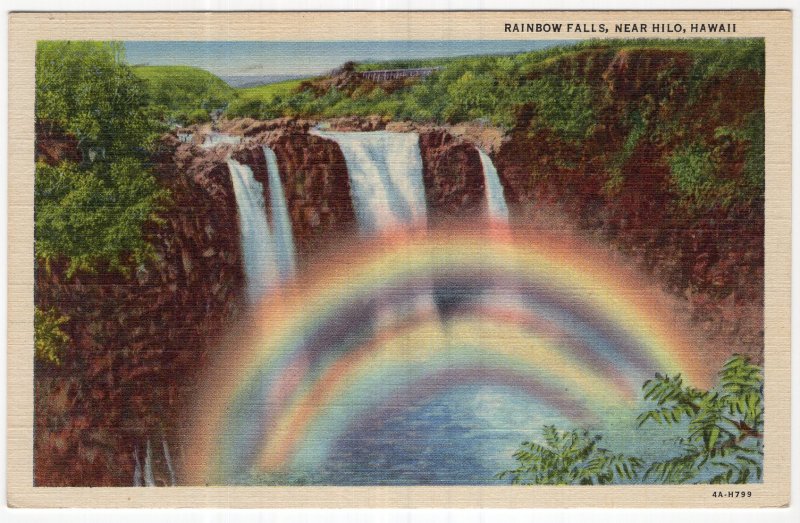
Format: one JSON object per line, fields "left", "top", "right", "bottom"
{"left": 6, "top": 10, "right": 791, "bottom": 507}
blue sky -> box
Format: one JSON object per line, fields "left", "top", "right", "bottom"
{"left": 124, "top": 40, "right": 574, "bottom": 78}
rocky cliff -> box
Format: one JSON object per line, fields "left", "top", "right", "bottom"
{"left": 33, "top": 120, "right": 491, "bottom": 485}
{"left": 34, "top": 134, "right": 245, "bottom": 486}
{"left": 33, "top": 44, "right": 767, "bottom": 484}
{"left": 230, "top": 128, "right": 358, "bottom": 261}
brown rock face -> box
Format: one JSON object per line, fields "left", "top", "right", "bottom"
{"left": 267, "top": 131, "right": 358, "bottom": 259}
{"left": 35, "top": 122, "right": 83, "bottom": 165}
{"left": 492, "top": 49, "right": 764, "bottom": 362}
{"left": 34, "top": 138, "right": 245, "bottom": 486}
{"left": 418, "top": 130, "right": 488, "bottom": 225}
{"left": 230, "top": 129, "right": 358, "bottom": 261}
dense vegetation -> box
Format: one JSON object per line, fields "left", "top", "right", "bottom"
{"left": 33, "top": 38, "right": 766, "bottom": 486}
{"left": 35, "top": 41, "right": 168, "bottom": 278}
{"left": 498, "top": 355, "right": 764, "bottom": 485}
{"left": 133, "top": 65, "right": 236, "bottom": 125}
{"left": 496, "top": 426, "right": 643, "bottom": 485}
{"left": 224, "top": 38, "right": 764, "bottom": 214}
{"left": 224, "top": 39, "right": 762, "bottom": 126}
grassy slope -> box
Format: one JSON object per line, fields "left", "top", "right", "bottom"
{"left": 354, "top": 38, "right": 763, "bottom": 73}
{"left": 237, "top": 78, "right": 309, "bottom": 100}
{"left": 222, "top": 39, "right": 763, "bottom": 124}
{"left": 133, "top": 65, "right": 236, "bottom": 122}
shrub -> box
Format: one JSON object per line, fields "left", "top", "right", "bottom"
{"left": 520, "top": 78, "right": 596, "bottom": 142}
{"left": 35, "top": 42, "right": 168, "bottom": 277}
{"left": 668, "top": 142, "right": 734, "bottom": 211}
{"left": 34, "top": 307, "right": 70, "bottom": 365}
{"left": 35, "top": 159, "right": 167, "bottom": 277}
{"left": 497, "top": 426, "right": 642, "bottom": 485}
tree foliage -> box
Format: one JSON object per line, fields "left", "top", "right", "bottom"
{"left": 34, "top": 307, "right": 70, "bottom": 365}
{"left": 638, "top": 355, "right": 763, "bottom": 484}
{"left": 36, "top": 42, "right": 163, "bottom": 162}
{"left": 35, "top": 42, "right": 167, "bottom": 276}
{"left": 35, "top": 159, "right": 167, "bottom": 276}
{"left": 133, "top": 65, "right": 235, "bottom": 125}
{"left": 497, "top": 426, "right": 643, "bottom": 485}
{"left": 499, "top": 356, "right": 763, "bottom": 485}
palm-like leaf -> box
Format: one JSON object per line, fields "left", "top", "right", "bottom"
{"left": 500, "top": 356, "right": 763, "bottom": 486}
{"left": 498, "top": 426, "right": 641, "bottom": 485}
{"left": 640, "top": 355, "right": 764, "bottom": 484}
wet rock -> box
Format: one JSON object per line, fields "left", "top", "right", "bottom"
{"left": 418, "top": 130, "right": 487, "bottom": 225}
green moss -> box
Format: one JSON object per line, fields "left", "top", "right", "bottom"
{"left": 715, "top": 113, "right": 765, "bottom": 198}
{"left": 668, "top": 142, "right": 733, "bottom": 211}
{"left": 604, "top": 111, "right": 648, "bottom": 196}
{"left": 34, "top": 307, "right": 70, "bottom": 365}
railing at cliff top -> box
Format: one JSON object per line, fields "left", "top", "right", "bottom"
{"left": 359, "top": 67, "right": 441, "bottom": 82}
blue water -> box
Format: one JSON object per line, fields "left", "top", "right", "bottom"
{"left": 303, "top": 386, "right": 571, "bottom": 485}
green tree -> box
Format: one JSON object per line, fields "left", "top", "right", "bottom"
{"left": 133, "top": 65, "right": 235, "bottom": 125}
{"left": 36, "top": 41, "right": 163, "bottom": 162}
{"left": 638, "top": 355, "right": 764, "bottom": 484}
{"left": 443, "top": 71, "right": 499, "bottom": 123}
{"left": 499, "top": 356, "right": 763, "bottom": 485}
{"left": 519, "top": 78, "right": 596, "bottom": 142}
{"left": 35, "top": 159, "right": 166, "bottom": 276}
{"left": 35, "top": 41, "right": 167, "bottom": 276}
{"left": 496, "top": 425, "right": 643, "bottom": 485}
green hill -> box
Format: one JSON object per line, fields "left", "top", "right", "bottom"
{"left": 133, "top": 65, "right": 236, "bottom": 125}
{"left": 220, "top": 38, "right": 764, "bottom": 216}
{"left": 225, "top": 77, "right": 311, "bottom": 120}
{"left": 221, "top": 39, "right": 763, "bottom": 127}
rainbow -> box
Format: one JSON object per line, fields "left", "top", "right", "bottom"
{"left": 185, "top": 228, "right": 712, "bottom": 485}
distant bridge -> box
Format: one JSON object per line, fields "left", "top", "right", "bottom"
{"left": 359, "top": 67, "right": 441, "bottom": 82}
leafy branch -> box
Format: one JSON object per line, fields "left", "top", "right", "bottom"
{"left": 496, "top": 425, "right": 642, "bottom": 485}
{"left": 498, "top": 355, "right": 763, "bottom": 485}
{"left": 636, "top": 355, "right": 763, "bottom": 484}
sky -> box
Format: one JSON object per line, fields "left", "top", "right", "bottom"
{"left": 124, "top": 40, "right": 574, "bottom": 78}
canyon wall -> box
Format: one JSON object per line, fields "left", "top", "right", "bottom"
{"left": 33, "top": 121, "right": 489, "bottom": 485}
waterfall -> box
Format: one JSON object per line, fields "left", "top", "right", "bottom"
{"left": 312, "top": 130, "right": 427, "bottom": 232}
{"left": 228, "top": 158, "right": 278, "bottom": 302}
{"left": 313, "top": 130, "right": 433, "bottom": 323}
{"left": 228, "top": 147, "right": 296, "bottom": 303}
{"left": 263, "top": 146, "right": 296, "bottom": 280}
{"left": 477, "top": 149, "right": 509, "bottom": 222}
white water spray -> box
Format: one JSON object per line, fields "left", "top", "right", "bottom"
{"left": 312, "top": 130, "right": 428, "bottom": 232}
{"left": 477, "top": 149, "right": 509, "bottom": 222}
{"left": 228, "top": 157, "right": 279, "bottom": 302}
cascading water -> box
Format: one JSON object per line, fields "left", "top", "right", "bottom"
{"left": 263, "top": 146, "right": 296, "bottom": 280}
{"left": 312, "top": 130, "right": 428, "bottom": 232}
{"left": 227, "top": 148, "right": 296, "bottom": 303}
{"left": 477, "top": 149, "right": 510, "bottom": 222}
{"left": 313, "top": 129, "right": 433, "bottom": 325}
{"left": 196, "top": 128, "right": 711, "bottom": 486}
{"left": 228, "top": 158, "right": 279, "bottom": 302}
